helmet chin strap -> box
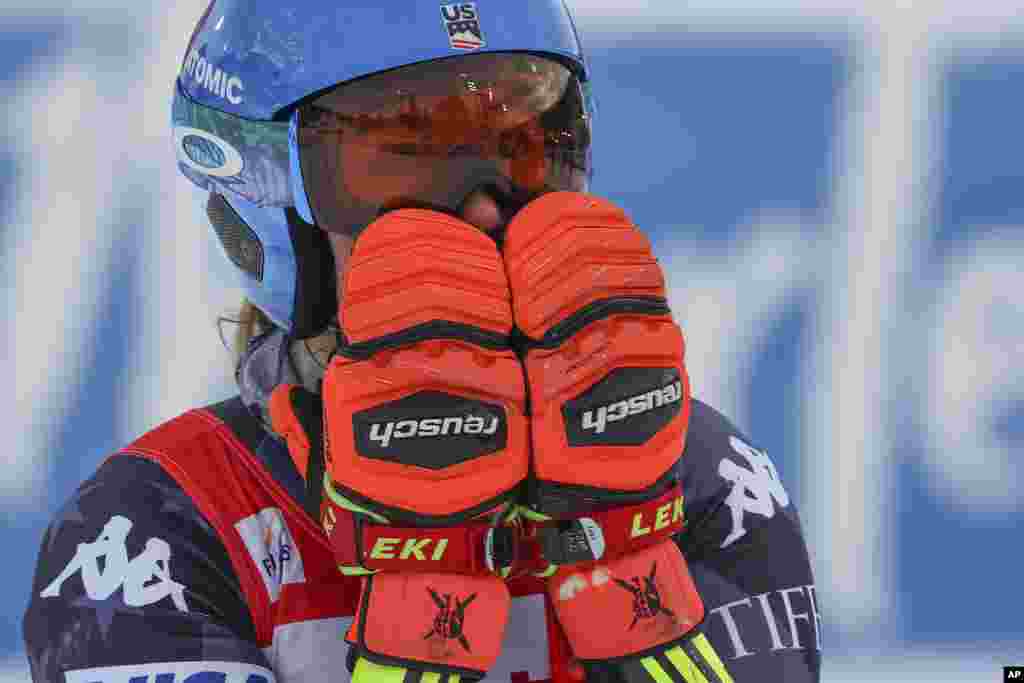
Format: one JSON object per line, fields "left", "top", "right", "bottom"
{"left": 285, "top": 207, "right": 339, "bottom": 338}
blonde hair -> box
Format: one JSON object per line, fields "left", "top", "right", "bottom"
{"left": 232, "top": 299, "right": 273, "bottom": 359}
{"left": 229, "top": 299, "right": 339, "bottom": 371}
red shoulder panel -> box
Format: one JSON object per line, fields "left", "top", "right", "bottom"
{"left": 121, "top": 408, "right": 359, "bottom": 647}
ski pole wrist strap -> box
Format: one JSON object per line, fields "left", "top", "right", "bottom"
{"left": 322, "top": 481, "right": 686, "bottom": 575}
{"left": 519, "top": 481, "right": 686, "bottom": 569}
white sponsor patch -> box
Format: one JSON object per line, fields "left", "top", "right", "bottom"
{"left": 719, "top": 436, "right": 791, "bottom": 548}
{"left": 40, "top": 515, "right": 188, "bottom": 612}
{"left": 235, "top": 508, "right": 305, "bottom": 602}
{"left": 64, "top": 661, "right": 274, "bottom": 683}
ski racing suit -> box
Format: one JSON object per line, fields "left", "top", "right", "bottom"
{"left": 24, "top": 346, "right": 821, "bottom": 683}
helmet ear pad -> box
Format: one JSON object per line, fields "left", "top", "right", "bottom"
{"left": 207, "top": 192, "right": 337, "bottom": 340}
{"left": 286, "top": 206, "right": 338, "bottom": 339}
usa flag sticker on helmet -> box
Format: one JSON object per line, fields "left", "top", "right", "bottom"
{"left": 441, "top": 3, "right": 485, "bottom": 50}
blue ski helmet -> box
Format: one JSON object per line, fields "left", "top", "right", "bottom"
{"left": 172, "top": 0, "right": 592, "bottom": 338}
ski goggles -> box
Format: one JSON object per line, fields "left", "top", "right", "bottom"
{"left": 292, "top": 53, "right": 592, "bottom": 236}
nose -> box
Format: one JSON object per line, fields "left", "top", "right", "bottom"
{"left": 458, "top": 188, "right": 503, "bottom": 233}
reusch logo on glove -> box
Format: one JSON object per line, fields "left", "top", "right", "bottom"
{"left": 369, "top": 415, "right": 500, "bottom": 447}
{"left": 563, "top": 368, "right": 683, "bottom": 446}
{"left": 354, "top": 391, "right": 507, "bottom": 467}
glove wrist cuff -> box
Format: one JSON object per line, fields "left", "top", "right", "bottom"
{"left": 323, "top": 478, "right": 685, "bottom": 577}
{"left": 547, "top": 539, "right": 705, "bottom": 662}
{"left": 520, "top": 480, "right": 686, "bottom": 568}
{"left": 346, "top": 573, "right": 511, "bottom": 677}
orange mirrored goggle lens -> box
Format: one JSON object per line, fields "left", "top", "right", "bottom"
{"left": 297, "top": 53, "right": 591, "bottom": 235}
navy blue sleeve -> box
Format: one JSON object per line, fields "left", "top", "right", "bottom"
{"left": 23, "top": 456, "right": 271, "bottom": 683}
{"left": 674, "top": 400, "right": 821, "bottom": 682}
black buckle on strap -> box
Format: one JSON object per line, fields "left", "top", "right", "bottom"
{"left": 537, "top": 517, "right": 606, "bottom": 565}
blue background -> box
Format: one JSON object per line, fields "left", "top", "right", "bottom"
{"left": 2, "top": 6, "right": 1022, "bottom": 681}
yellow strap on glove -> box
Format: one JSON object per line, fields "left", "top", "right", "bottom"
{"left": 629, "top": 632, "right": 734, "bottom": 683}
{"left": 353, "top": 657, "right": 463, "bottom": 683}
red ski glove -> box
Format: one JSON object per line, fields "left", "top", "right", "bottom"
{"left": 271, "top": 209, "right": 529, "bottom": 683}
{"left": 503, "top": 192, "right": 733, "bottom": 683}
